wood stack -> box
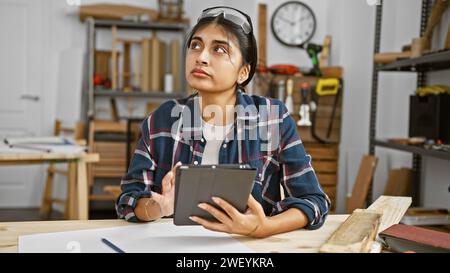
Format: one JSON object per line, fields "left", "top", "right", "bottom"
{"left": 141, "top": 35, "right": 166, "bottom": 92}
{"left": 319, "top": 196, "right": 412, "bottom": 253}
{"left": 303, "top": 143, "right": 339, "bottom": 210}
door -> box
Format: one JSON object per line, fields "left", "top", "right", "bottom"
{"left": 0, "top": 0, "right": 47, "bottom": 207}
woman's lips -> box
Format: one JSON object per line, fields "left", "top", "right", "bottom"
{"left": 191, "top": 68, "right": 210, "bottom": 78}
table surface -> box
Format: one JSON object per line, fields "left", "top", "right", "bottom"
{"left": 0, "top": 215, "right": 349, "bottom": 253}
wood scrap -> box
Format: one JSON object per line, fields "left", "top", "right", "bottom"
{"left": 445, "top": 22, "right": 450, "bottom": 49}
{"left": 111, "top": 26, "right": 118, "bottom": 90}
{"left": 123, "top": 41, "right": 131, "bottom": 91}
{"left": 319, "top": 35, "right": 331, "bottom": 67}
{"left": 374, "top": 51, "right": 412, "bottom": 64}
{"left": 421, "top": 0, "right": 450, "bottom": 50}
{"left": 170, "top": 40, "right": 181, "bottom": 92}
{"left": 319, "top": 209, "right": 381, "bottom": 253}
{"left": 367, "top": 195, "right": 412, "bottom": 234}
{"left": 141, "top": 38, "right": 151, "bottom": 92}
{"left": 320, "top": 196, "right": 411, "bottom": 253}
{"left": 257, "top": 4, "right": 267, "bottom": 66}
{"left": 79, "top": 4, "right": 158, "bottom": 22}
{"left": 346, "top": 155, "right": 378, "bottom": 213}
{"left": 383, "top": 168, "right": 413, "bottom": 197}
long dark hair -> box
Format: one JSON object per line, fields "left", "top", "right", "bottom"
{"left": 185, "top": 12, "right": 258, "bottom": 88}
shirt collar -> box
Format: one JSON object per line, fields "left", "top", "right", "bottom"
{"left": 181, "top": 89, "right": 259, "bottom": 140}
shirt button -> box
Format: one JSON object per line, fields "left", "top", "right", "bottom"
{"left": 258, "top": 173, "right": 262, "bottom": 178}
{"left": 222, "top": 143, "right": 227, "bottom": 149}
{"left": 201, "top": 138, "right": 205, "bottom": 143}
{"left": 194, "top": 161, "right": 199, "bottom": 165}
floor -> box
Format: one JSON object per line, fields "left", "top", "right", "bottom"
{"left": 0, "top": 208, "right": 118, "bottom": 222}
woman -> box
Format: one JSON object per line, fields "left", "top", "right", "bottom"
{"left": 116, "top": 6, "right": 330, "bottom": 238}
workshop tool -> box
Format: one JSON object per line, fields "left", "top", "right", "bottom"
{"left": 301, "top": 43, "right": 323, "bottom": 77}
{"left": 319, "top": 36, "right": 332, "bottom": 67}
{"left": 285, "top": 79, "right": 294, "bottom": 114}
{"left": 298, "top": 82, "right": 312, "bottom": 127}
{"left": 264, "top": 64, "right": 299, "bottom": 99}
{"left": 277, "top": 79, "right": 285, "bottom": 102}
{"left": 310, "top": 78, "right": 342, "bottom": 143}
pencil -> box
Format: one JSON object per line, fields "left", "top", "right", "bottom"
{"left": 101, "top": 238, "right": 125, "bottom": 253}
{"left": 9, "top": 144, "right": 51, "bottom": 153}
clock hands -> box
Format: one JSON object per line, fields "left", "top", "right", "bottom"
{"left": 277, "top": 16, "right": 297, "bottom": 26}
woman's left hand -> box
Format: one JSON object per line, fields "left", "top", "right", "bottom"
{"left": 190, "top": 195, "right": 269, "bottom": 238}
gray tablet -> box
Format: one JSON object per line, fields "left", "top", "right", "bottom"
{"left": 174, "top": 164, "right": 256, "bottom": 225}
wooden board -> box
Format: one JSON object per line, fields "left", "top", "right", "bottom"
{"left": 94, "top": 50, "right": 111, "bottom": 80}
{"left": 79, "top": 4, "right": 158, "bottom": 22}
{"left": 374, "top": 52, "right": 412, "bottom": 64}
{"left": 170, "top": 40, "right": 181, "bottom": 92}
{"left": 141, "top": 38, "right": 150, "bottom": 91}
{"left": 304, "top": 143, "right": 339, "bottom": 211}
{"left": 319, "top": 209, "right": 381, "bottom": 253}
{"left": 111, "top": 26, "right": 118, "bottom": 90}
{"left": 383, "top": 168, "right": 413, "bottom": 197}
{"left": 257, "top": 4, "right": 267, "bottom": 66}
{"left": 149, "top": 36, "right": 166, "bottom": 91}
{"left": 367, "top": 195, "right": 412, "bottom": 235}
{"left": 445, "top": 22, "right": 450, "bottom": 49}
{"left": 346, "top": 155, "right": 378, "bottom": 213}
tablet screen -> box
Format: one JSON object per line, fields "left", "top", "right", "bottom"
{"left": 174, "top": 164, "right": 256, "bottom": 225}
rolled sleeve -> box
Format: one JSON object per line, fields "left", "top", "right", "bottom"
{"left": 115, "top": 117, "right": 156, "bottom": 222}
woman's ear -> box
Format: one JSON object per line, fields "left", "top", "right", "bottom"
{"left": 237, "top": 63, "right": 251, "bottom": 85}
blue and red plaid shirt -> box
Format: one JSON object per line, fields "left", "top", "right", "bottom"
{"left": 116, "top": 90, "right": 330, "bottom": 230}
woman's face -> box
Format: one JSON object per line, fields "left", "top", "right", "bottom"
{"left": 186, "top": 24, "right": 250, "bottom": 94}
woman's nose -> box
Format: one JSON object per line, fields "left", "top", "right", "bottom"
{"left": 196, "top": 49, "right": 209, "bottom": 65}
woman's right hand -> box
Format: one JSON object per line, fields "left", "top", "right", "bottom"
{"left": 150, "top": 161, "right": 182, "bottom": 217}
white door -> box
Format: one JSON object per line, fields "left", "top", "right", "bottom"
{"left": 0, "top": 0, "right": 48, "bottom": 207}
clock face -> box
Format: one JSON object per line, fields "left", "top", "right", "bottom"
{"left": 271, "top": 1, "right": 316, "bottom": 47}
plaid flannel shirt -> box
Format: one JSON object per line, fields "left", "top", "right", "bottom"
{"left": 116, "top": 90, "right": 331, "bottom": 230}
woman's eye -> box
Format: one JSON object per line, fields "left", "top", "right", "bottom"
{"left": 214, "top": 46, "right": 227, "bottom": 54}
{"left": 190, "top": 42, "right": 201, "bottom": 50}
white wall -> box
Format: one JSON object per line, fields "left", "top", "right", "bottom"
{"left": 40, "top": 0, "right": 450, "bottom": 211}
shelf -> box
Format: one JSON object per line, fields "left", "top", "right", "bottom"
{"left": 93, "top": 19, "right": 188, "bottom": 31}
{"left": 378, "top": 49, "right": 450, "bottom": 72}
{"left": 374, "top": 139, "right": 450, "bottom": 161}
{"left": 94, "top": 89, "right": 183, "bottom": 99}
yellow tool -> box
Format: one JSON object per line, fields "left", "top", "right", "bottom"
{"left": 316, "top": 78, "right": 340, "bottom": 96}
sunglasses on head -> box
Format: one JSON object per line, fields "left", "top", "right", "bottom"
{"left": 198, "top": 6, "right": 252, "bottom": 35}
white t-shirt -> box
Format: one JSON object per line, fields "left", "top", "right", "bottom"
{"left": 201, "top": 120, "right": 234, "bottom": 165}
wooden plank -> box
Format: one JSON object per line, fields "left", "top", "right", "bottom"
{"left": 317, "top": 174, "right": 337, "bottom": 186}
{"left": 111, "top": 26, "right": 118, "bottom": 90}
{"left": 76, "top": 160, "right": 89, "bottom": 220}
{"left": 445, "top": 22, "right": 450, "bottom": 49}
{"left": 170, "top": 39, "right": 181, "bottom": 92}
{"left": 319, "top": 209, "right": 381, "bottom": 253}
{"left": 141, "top": 38, "right": 150, "bottom": 91}
{"left": 383, "top": 168, "right": 413, "bottom": 196}
{"left": 257, "top": 4, "right": 267, "bottom": 66}
{"left": 346, "top": 155, "right": 378, "bottom": 213}
{"left": 0, "top": 153, "right": 99, "bottom": 164}
{"left": 367, "top": 195, "right": 412, "bottom": 235}
{"left": 304, "top": 145, "right": 338, "bottom": 160}
{"left": 297, "top": 127, "right": 341, "bottom": 143}
{"left": 322, "top": 185, "right": 336, "bottom": 201}
{"left": 313, "top": 160, "right": 337, "bottom": 173}
{"left": 123, "top": 41, "right": 131, "bottom": 90}
{"left": 78, "top": 4, "right": 158, "bottom": 22}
